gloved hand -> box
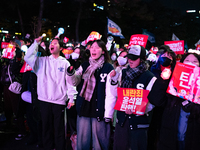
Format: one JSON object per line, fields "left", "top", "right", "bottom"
{"left": 67, "top": 65, "right": 75, "bottom": 74}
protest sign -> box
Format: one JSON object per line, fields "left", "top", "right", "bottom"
{"left": 167, "top": 62, "right": 200, "bottom": 104}
{"left": 114, "top": 87, "right": 149, "bottom": 115}
{"left": 20, "top": 61, "right": 32, "bottom": 73}
{"left": 196, "top": 44, "right": 200, "bottom": 50}
{"left": 1, "top": 42, "right": 9, "bottom": 49}
{"left": 129, "top": 34, "right": 148, "bottom": 48}
{"left": 62, "top": 48, "right": 73, "bottom": 59}
{"left": 2, "top": 44, "right": 16, "bottom": 59}
{"left": 164, "top": 40, "right": 184, "bottom": 54}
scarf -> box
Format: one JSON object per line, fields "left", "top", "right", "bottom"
{"left": 121, "top": 61, "right": 147, "bottom": 88}
{"left": 79, "top": 55, "right": 105, "bottom": 101}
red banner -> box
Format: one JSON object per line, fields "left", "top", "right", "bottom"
{"left": 196, "top": 44, "right": 200, "bottom": 50}
{"left": 63, "top": 37, "right": 69, "bottom": 43}
{"left": 164, "top": 40, "right": 184, "bottom": 54}
{"left": 167, "top": 62, "right": 200, "bottom": 104}
{"left": 1, "top": 42, "right": 9, "bottom": 49}
{"left": 114, "top": 87, "right": 149, "bottom": 115}
{"left": 129, "top": 34, "right": 148, "bottom": 48}
{"left": 2, "top": 44, "right": 16, "bottom": 59}
{"left": 20, "top": 61, "right": 32, "bottom": 73}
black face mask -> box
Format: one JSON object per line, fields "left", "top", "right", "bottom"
{"left": 159, "top": 57, "right": 172, "bottom": 67}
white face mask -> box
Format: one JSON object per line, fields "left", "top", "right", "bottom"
{"left": 111, "top": 55, "right": 117, "bottom": 61}
{"left": 117, "top": 56, "right": 127, "bottom": 66}
{"left": 184, "top": 62, "right": 197, "bottom": 67}
{"left": 71, "top": 52, "right": 80, "bottom": 60}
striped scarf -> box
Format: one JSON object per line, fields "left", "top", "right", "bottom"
{"left": 79, "top": 55, "right": 105, "bottom": 101}
{"left": 121, "top": 61, "right": 147, "bottom": 88}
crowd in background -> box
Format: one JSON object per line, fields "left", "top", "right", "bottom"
{"left": 0, "top": 33, "right": 200, "bottom": 150}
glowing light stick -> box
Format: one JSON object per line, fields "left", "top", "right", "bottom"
{"left": 55, "top": 28, "right": 65, "bottom": 38}
{"left": 41, "top": 33, "right": 46, "bottom": 38}
{"left": 161, "top": 68, "right": 171, "bottom": 80}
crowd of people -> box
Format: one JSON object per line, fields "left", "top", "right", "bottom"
{"left": 0, "top": 33, "right": 200, "bottom": 150}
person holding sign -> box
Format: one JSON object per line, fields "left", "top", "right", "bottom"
{"left": 24, "top": 37, "right": 77, "bottom": 150}
{"left": 110, "top": 45, "right": 156, "bottom": 150}
{"left": 148, "top": 45, "right": 176, "bottom": 150}
{"left": 67, "top": 40, "right": 115, "bottom": 150}
{"left": 148, "top": 53, "right": 200, "bottom": 150}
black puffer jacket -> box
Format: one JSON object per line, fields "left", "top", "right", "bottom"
{"left": 0, "top": 47, "right": 22, "bottom": 85}
{"left": 148, "top": 78, "right": 200, "bottom": 150}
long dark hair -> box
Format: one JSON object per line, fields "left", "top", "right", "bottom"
{"left": 91, "top": 40, "right": 111, "bottom": 63}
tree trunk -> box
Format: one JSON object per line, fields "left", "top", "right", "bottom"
{"left": 17, "top": 6, "right": 25, "bottom": 37}
{"left": 36, "top": 0, "right": 44, "bottom": 37}
{"left": 75, "top": 1, "right": 82, "bottom": 42}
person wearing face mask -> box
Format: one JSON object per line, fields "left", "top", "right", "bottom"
{"left": 112, "top": 50, "right": 128, "bottom": 86}
{"left": 66, "top": 47, "right": 85, "bottom": 149}
{"left": 111, "top": 50, "right": 128, "bottom": 130}
{"left": 147, "top": 45, "right": 177, "bottom": 150}
{"left": 150, "top": 45, "right": 176, "bottom": 78}
{"left": 148, "top": 53, "right": 200, "bottom": 150}
{"left": 111, "top": 52, "right": 118, "bottom": 69}
{"left": 68, "top": 47, "right": 84, "bottom": 70}
{"left": 109, "top": 45, "right": 156, "bottom": 150}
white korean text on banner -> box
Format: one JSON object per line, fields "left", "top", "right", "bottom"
{"left": 2, "top": 44, "right": 16, "bottom": 59}
{"left": 114, "top": 87, "right": 149, "bottom": 115}
{"left": 129, "top": 34, "right": 148, "bottom": 48}
{"left": 167, "top": 62, "right": 200, "bottom": 104}
{"left": 164, "top": 40, "right": 184, "bottom": 54}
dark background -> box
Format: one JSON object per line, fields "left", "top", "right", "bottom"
{"left": 0, "top": 0, "right": 200, "bottom": 49}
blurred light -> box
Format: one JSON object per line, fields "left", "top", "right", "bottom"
{"left": 15, "top": 32, "right": 19, "bottom": 35}
{"left": 58, "top": 28, "right": 64, "bottom": 34}
{"left": 41, "top": 33, "right": 46, "bottom": 37}
{"left": 13, "top": 36, "right": 15, "bottom": 39}
{"left": 196, "top": 16, "right": 199, "bottom": 18}
{"left": 66, "top": 43, "right": 73, "bottom": 47}
{"left": 93, "top": 3, "right": 97, "bottom": 7}
{"left": 47, "top": 38, "right": 50, "bottom": 41}
{"left": 99, "top": 6, "right": 104, "bottom": 10}
{"left": 67, "top": 25, "right": 70, "bottom": 27}
{"left": 186, "top": 10, "right": 196, "bottom": 13}
{"left": 57, "top": 1, "right": 61, "bottom": 4}
{"left": 188, "top": 49, "right": 200, "bottom": 54}
{"left": 108, "top": 4, "right": 111, "bottom": 6}
{"left": 2, "top": 30, "right": 9, "bottom": 33}
{"left": 93, "top": 9, "right": 95, "bottom": 11}
{"left": 108, "top": 0, "right": 110, "bottom": 2}
{"left": 15, "top": 21, "right": 18, "bottom": 24}
{"left": 199, "top": 11, "right": 200, "bottom": 14}
{"left": 0, "top": 30, "right": 1, "bottom": 33}
{"left": 19, "top": 33, "right": 21, "bottom": 35}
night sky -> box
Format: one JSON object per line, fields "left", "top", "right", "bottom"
{"left": 160, "top": 0, "right": 200, "bottom": 13}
